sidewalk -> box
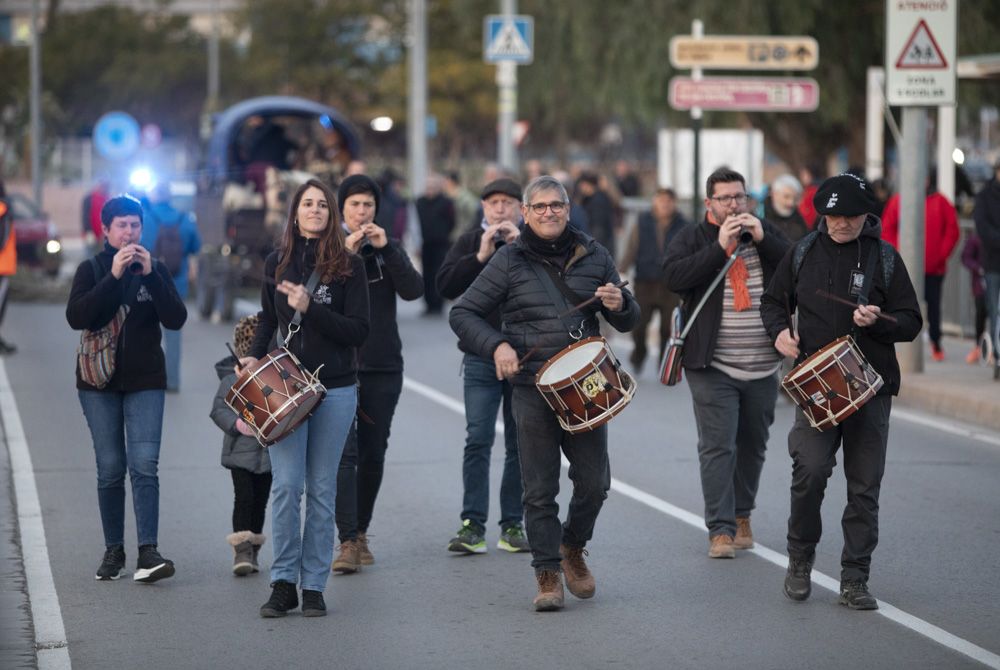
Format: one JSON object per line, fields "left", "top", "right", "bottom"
{"left": 897, "top": 334, "right": 1000, "bottom": 434}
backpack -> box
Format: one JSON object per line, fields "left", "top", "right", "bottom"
{"left": 791, "top": 230, "right": 895, "bottom": 288}
{"left": 153, "top": 214, "right": 186, "bottom": 276}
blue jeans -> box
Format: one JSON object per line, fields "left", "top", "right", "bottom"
{"left": 268, "top": 385, "right": 356, "bottom": 592}
{"left": 461, "top": 354, "right": 522, "bottom": 531}
{"left": 163, "top": 328, "right": 181, "bottom": 391}
{"left": 78, "top": 389, "right": 165, "bottom": 547}
{"left": 685, "top": 367, "right": 777, "bottom": 537}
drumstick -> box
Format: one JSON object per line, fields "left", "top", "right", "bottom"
{"left": 815, "top": 289, "right": 898, "bottom": 324}
{"left": 785, "top": 292, "right": 797, "bottom": 339}
{"left": 226, "top": 342, "right": 244, "bottom": 371}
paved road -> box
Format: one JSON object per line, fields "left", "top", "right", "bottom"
{"left": 3, "top": 299, "right": 999, "bottom": 669}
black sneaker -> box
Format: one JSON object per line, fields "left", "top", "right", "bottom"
{"left": 839, "top": 579, "right": 878, "bottom": 610}
{"left": 95, "top": 545, "right": 126, "bottom": 581}
{"left": 783, "top": 557, "right": 813, "bottom": 601}
{"left": 133, "top": 545, "right": 175, "bottom": 583}
{"left": 301, "top": 589, "right": 327, "bottom": 617}
{"left": 260, "top": 581, "right": 299, "bottom": 618}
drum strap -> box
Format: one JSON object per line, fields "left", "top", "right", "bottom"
{"left": 277, "top": 268, "right": 321, "bottom": 348}
{"left": 528, "top": 261, "right": 593, "bottom": 338}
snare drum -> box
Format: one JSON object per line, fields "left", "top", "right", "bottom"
{"left": 225, "top": 348, "right": 327, "bottom": 447}
{"left": 781, "top": 335, "right": 883, "bottom": 431}
{"left": 535, "top": 337, "right": 635, "bottom": 434}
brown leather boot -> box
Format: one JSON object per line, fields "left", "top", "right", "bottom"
{"left": 357, "top": 533, "right": 374, "bottom": 565}
{"left": 734, "top": 517, "right": 754, "bottom": 550}
{"left": 331, "top": 539, "right": 362, "bottom": 574}
{"left": 560, "top": 544, "right": 596, "bottom": 599}
{"left": 533, "top": 570, "right": 565, "bottom": 611}
{"left": 708, "top": 534, "right": 736, "bottom": 559}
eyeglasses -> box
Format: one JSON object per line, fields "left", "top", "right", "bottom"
{"left": 528, "top": 201, "right": 567, "bottom": 215}
{"left": 710, "top": 194, "right": 749, "bottom": 205}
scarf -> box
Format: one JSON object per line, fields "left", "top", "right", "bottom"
{"left": 521, "top": 224, "right": 577, "bottom": 268}
{"left": 707, "top": 212, "right": 751, "bottom": 312}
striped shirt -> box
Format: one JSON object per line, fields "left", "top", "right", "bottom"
{"left": 711, "top": 246, "right": 781, "bottom": 380}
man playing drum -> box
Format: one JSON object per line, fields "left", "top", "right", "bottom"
{"left": 450, "top": 175, "right": 639, "bottom": 611}
{"left": 761, "top": 173, "right": 922, "bottom": 610}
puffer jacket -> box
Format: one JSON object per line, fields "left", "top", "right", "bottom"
{"left": 210, "top": 357, "right": 270, "bottom": 474}
{"left": 449, "top": 228, "right": 640, "bottom": 386}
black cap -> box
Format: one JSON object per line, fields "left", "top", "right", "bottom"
{"left": 337, "top": 174, "right": 381, "bottom": 215}
{"left": 813, "top": 173, "right": 880, "bottom": 216}
{"left": 481, "top": 178, "right": 522, "bottom": 201}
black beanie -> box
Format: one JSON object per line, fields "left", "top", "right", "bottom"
{"left": 337, "top": 174, "right": 381, "bottom": 215}
{"left": 813, "top": 173, "right": 880, "bottom": 217}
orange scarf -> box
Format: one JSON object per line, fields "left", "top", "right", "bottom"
{"left": 707, "top": 212, "right": 751, "bottom": 312}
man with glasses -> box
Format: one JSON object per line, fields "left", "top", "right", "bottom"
{"left": 450, "top": 175, "right": 639, "bottom": 612}
{"left": 331, "top": 174, "right": 424, "bottom": 574}
{"left": 437, "top": 178, "right": 529, "bottom": 556}
{"left": 663, "top": 167, "right": 790, "bottom": 559}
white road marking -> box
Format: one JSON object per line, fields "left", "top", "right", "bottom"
{"left": 0, "top": 360, "right": 72, "bottom": 669}
{"left": 892, "top": 407, "right": 1000, "bottom": 448}
{"left": 403, "top": 375, "right": 1000, "bottom": 670}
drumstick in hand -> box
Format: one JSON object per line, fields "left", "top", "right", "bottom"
{"left": 226, "top": 342, "right": 244, "bottom": 371}
{"left": 815, "top": 289, "right": 898, "bottom": 324}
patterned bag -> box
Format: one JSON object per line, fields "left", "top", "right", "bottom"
{"left": 77, "top": 305, "right": 129, "bottom": 389}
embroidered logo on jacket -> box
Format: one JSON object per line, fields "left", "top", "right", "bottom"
{"left": 313, "top": 284, "right": 332, "bottom": 305}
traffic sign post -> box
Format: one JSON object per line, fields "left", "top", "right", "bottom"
{"left": 670, "top": 35, "right": 818, "bottom": 71}
{"left": 669, "top": 77, "right": 820, "bottom": 112}
{"left": 484, "top": 8, "right": 533, "bottom": 173}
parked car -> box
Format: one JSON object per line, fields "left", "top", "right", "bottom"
{"left": 9, "top": 193, "right": 62, "bottom": 277}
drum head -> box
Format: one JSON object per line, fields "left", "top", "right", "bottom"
{"left": 538, "top": 340, "right": 605, "bottom": 385}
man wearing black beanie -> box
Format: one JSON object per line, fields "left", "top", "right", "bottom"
{"left": 761, "top": 172, "right": 922, "bottom": 610}
{"left": 331, "top": 174, "right": 424, "bottom": 574}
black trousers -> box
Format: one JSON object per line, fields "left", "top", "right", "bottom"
{"left": 336, "top": 371, "right": 404, "bottom": 541}
{"left": 786, "top": 394, "right": 891, "bottom": 582}
{"left": 421, "top": 242, "right": 449, "bottom": 313}
{"left": 231, "top": 469, "right": 272, "bottom": 534}
{"left": 924, "top": 274, "right": 944, "bottom": 347}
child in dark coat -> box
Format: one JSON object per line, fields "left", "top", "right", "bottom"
{"left": 210, "top": 314, "right": 272, "bottom": 575}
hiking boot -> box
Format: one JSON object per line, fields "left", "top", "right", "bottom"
{"left": 95, "top": 545, "right": 126, "bottom": 581}
{"left": 357, "top": 533, "right": 374, "bottom": 565}
{"left": 227, "top": 531, "right": 254, "bottom": 576}
{"left": 332, "top": 540, "right": 362, "bottom": 574}
{"left": 839, "top": 579, "right": 878, "bottom": 610}
{"left": 734, "top": 517, "right": 754, "bottom": 550}
{"left": 133, "top": 545, "right": 175, "bottom": 583}
{"left": 783, "top": 557, "right": 813, "bottom": 601}
{"left": 533, "top": 570, "right": 565, "bottom": 611}
{"left": 498, "top": 523, "right": 530, "bottom": 553}
{"left": 708, "top": 534, "right": 736, "bottom": 559}
{"left": 560, "top": 544, "right": 596, "bottom": 599}
{"left": 260, "top": 581, "right": 298, "bottom": 618}
{"left": 447, "top": 519, "right": 486, "bottom": 554}
{"left": 301, "top": 589, "right": 327, "bottom": 617}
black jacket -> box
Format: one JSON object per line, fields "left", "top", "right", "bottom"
{"left": 249, "top": 235, "right": 370, "bottom": 389}
{"left": 662, "top": 218, "right": 790, "bottom": 369}
{"left": 973, "top": 178, "right": 1000, "bottom": 272}
{"left": 760, "top": 215, "right": 923, "bottom": 396}
{"left": 358, "top": 239, "right": 424, "bottom": 373}
{"left": 66, "top": 243, "right": 187, "bottom": 392}
{"left": 416, "top": 193, "right": 455, "bottom": 244}
{"left": 211, "top": 357, "right": 270, "bottom": 474}
{"left": 449, "top": 227, "right": 640, "bottom": 386}
{"left": 437, "top": 223, "right": 506, "bottom": 354}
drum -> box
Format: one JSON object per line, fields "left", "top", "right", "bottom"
{"left": 781, "top": 335, "right": 883, "bottom": 431}
{"left": 225, "top": 348, "right": 327, "bottom": 447}
{"left": 535, "top": 336, "right": 636, "bottom": 434}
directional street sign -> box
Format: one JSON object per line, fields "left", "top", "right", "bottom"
{"left": 483, "top": 15, "right": 533, "bottom": 64}
{"left": 669, "top": 35, "right": 819, "bottom": 71}
{"left": 669, "top": 76, "right": 820, "bottom": 112}
{"left": 886, "top": 0, "right": 956, "bottom": 105}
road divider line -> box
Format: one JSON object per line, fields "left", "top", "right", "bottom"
{"left": 892, "top": 407, "right": 1000, "bottom": 448}
{"left": 0, "top": 360, "right": 71, "bottom": 670}
{"left": 403, "top": 375, "right": 1000, "bottom": 670}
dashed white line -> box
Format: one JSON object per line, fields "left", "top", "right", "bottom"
{"left": 403, "top": 375, "right": 1000, "bottom": 670}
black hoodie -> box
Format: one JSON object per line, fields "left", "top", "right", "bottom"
{"left": 66, "top": 242, "right": 187, "bottom": 391}
{"left": 249, "top": 234, "right": 370, "bottom": 388}
{"left": 760, "top": 215, "right": 923, "bottom": 396}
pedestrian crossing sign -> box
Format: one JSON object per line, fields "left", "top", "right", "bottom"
{"left": 483, "top": 15, "right": 533, "bottom": 64}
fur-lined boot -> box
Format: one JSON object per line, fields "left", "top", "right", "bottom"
{"left": 227, "top": 531, "right": 255, "bottom": 576}
{"left": 250, "top": 533, "right": 267, "bottom": 573}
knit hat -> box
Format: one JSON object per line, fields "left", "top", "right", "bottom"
{"left": 337, "top": 174, "right": 381, "bottom": 215}
{"left": 813, "top": 173, "right": 880, "bottom": 216}
{"left": 481, "top": 178, "right": 522, "bottom": 201}
{"left": 232, "top": 314, "right": 259, "bottom": 359}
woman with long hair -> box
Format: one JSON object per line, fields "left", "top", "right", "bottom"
{"left": 240, "top": 178, "right": 369, "bottom": 617}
